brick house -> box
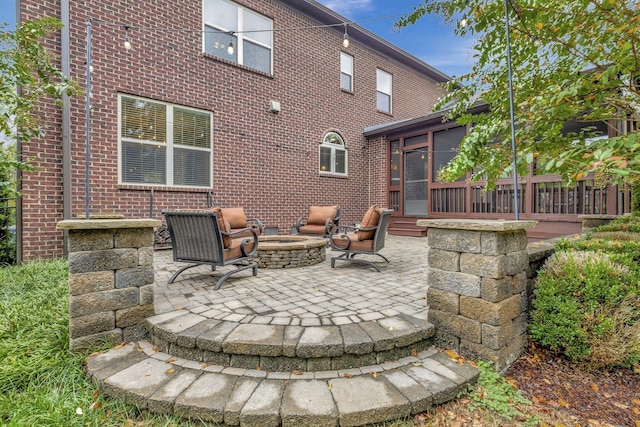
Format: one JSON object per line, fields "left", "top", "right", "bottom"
{"left": 17, "top": 0, "right": 451, "bottom": 261}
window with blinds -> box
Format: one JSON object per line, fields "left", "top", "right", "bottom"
{"left": 119, "top": 95, "right": 212, "bottom": 187}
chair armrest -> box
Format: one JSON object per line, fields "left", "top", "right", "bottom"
{"left": 355, "top": 225, "right": 378, "bottom": 232}
{"left": 324, "top": 217, "right": 338, "bottom": 234}
{"left": 293, "top": 216, "right": 306, "bottom": 233}
{"left": 247, "top": 218, "right": 264, "bottom": 234}
{"left": 329, "top": 224, "right": 356, "bottom": 250}
{"left": 336, "top": 224, "right": 358, "bottom": 233}
{"left": 224, "top": 227, "right": 259, "bottom": 257}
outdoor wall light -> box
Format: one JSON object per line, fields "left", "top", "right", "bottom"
{"left": 227, "top": 31, "right": 235, "bottom": 55}
{"left": 123, "top": 25, "right": 131, "bottom": 50}
{"left": 342, "top": 23, "right": 350, "bottom": 48}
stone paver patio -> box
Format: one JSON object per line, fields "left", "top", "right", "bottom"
{"left": 153, "top": 235, "right": 430, "bottom": 326}
{"left": 85, "top": 234, "right": 482, "bottom": 426}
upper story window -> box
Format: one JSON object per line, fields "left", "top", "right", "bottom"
{"left": 319, "top": 132, "right": 348, "bottom": 176}
{"left": 119, "top": 94, "right": 213, "bottom": 187}
{"left": 376, "top": 68, "right": 392, "bottom": 113}
{"left": 203, "top": 0, "right": 273, "bottom": 74}
{"left": 340, "top": 52, "right": 353, "bottom": 91}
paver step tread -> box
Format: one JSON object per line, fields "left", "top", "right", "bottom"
{"left": 87, "top": 341, "right": 478, "bottom": 427}
{"left": 146, "top": 311, "right": 436, "bottom": 371}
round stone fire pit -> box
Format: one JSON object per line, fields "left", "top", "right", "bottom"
{"left": 255, "top": 235, "right": 327, "bottom": 269}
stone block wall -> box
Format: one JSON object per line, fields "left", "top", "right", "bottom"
{"left": 579, "top": 214, "right": 619, "bottom": 232}
{"left": 526, "top": 241, "right": 556, "bottom": 310}
{"left": 418, "top": 219, "right": 538, "bottom": 372}
{"left": 57, "top": 218, "right": 161, "bottom": 351}
{"left": 256, "top": 247, "right": 326, "bottom": 269}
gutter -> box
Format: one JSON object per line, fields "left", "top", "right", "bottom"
{"left": 61, "top": 0, "right": 71, "bottom": 254}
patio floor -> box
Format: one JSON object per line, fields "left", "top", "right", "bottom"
{"left": 152, "top": 234, "right": 430, "bottom": 325}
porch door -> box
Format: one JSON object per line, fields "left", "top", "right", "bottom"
{"left": 404, "top": 148, "right": 428, "bottom": 216}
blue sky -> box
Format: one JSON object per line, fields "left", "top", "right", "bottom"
{"left": 0, "top": 0, "right": 473, "bottom": 77}
{"left": 0, "top": 0, "right": 15, "bottom": 30}
{"left": 317, "top": 0, "right": 475, "bottom": 77}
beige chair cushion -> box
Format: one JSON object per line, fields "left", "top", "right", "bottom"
{"left": 357, "top": 206, "right": 380, "bottom": 240}
{"left": 224, "top": 238, "right": 256, "bottom": 260}
{"left": 308, "top": 205, "right": 338, "bottom": 226}
{"left": 331, "top": 232, "right": 374, "bottom": 251}
{"left": 221, "top": 207, "right": 248, "bottom": 229}
{"left": 298, "top": 224, "right": 327, "bottom": 235}
{"left": 210, "top": 207, "right": 232, "bottom": 249}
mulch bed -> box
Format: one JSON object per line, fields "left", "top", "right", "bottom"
{"left": 504, "top": 343, "right": 640, "bottom": 426}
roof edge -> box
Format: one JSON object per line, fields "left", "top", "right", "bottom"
{"left": 364, "top": 102, "right": 488, "bottom": 137}
{"left": 275, "top": 0, "right": 452, "bottom": 83}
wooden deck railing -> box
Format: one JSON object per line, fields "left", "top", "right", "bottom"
{"left": 398, "top": 176, "right": 631, "bottom": 219}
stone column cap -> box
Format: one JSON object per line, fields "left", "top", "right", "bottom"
{"left": 577, "top": 214, "right": 619, "bottom": 219}
{"left": 57, "top": 218, "right": 162, "bottom": 231}
{"left": 416, "top": 219, "right": 537, "bottom": 231}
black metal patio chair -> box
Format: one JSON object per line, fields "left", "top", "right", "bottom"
{"left": 329, "top": 207, "right": 393, "bottom": 272}
{"left": 162, "top": 209, "right": 258, "bottom": 290}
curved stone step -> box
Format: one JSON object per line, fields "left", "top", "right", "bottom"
{"left": 87, "top": 341, "right": 478, "bottom": 427}
{"left": 145, "top": 310, "right": 435, "bottom": 371}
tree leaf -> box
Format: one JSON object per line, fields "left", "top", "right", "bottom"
{"left": 444, "top": 349, "right": 461, "bottom": 359}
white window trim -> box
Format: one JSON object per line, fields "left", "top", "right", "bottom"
{"left": 118, "top": 94, "right": 214, "bottom": 188}
{"left": 203, "top": 0, "right": 273, "bottom": 74}
{"left": 319, "top": 132, "right": 348, "bottom": 176}
{"left": 340, "top": 52, "right": 353, "bottom": 91}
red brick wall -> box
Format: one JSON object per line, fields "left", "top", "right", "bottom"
{"left": 19, "top": 0, "right": 445, "bottom": 260}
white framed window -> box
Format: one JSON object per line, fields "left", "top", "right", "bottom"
{"left": 376, "top": 68, "right": 392, "bottom": 113}
{"left": 203, "top": 0, "right": 273, "bottom": 74}
{"left": 119, "top": 94, "right": 213, "bottom": 187}
{"left": 319, "top": 132, "right": 348, "bottom": 176}
{"left": 340, "top": 52, "right": 353, "bottom": 91}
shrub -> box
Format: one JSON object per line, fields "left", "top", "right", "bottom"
{"left": 631, "top": 186, "right": 640, "bottom": 214}
{"left": 465, "top": 361, "right": 536, "bottom": 423}
{"left": 587, "top": 231, "right": 640, "bottom": 242}
{"left": 555, "top": 237, "right": 640, "bottom": 269}
{"left": 591, "top": 214, "right": 640, "bottom": 234}
{"left": 530, "top": 250, "right": 640, "bottom": 370}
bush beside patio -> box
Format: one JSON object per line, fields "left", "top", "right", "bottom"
{"left": 530, "top": 215, "right": 640, "bottom": 370}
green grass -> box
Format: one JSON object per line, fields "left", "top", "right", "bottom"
{"left": 0, "top": 259, "right": 205, "bottom": 427}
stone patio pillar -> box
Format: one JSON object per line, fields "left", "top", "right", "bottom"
{"left": 579, "top": 214, "right": 618, "bottom": 232}
{"left": 417, "top": 219, "right": 537, "bottom": 372}
{"left": 56, "top": 217, "right": 161, "bottom": 351}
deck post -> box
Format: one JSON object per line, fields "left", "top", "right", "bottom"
{"left": 56, "top": 217, "right": 161, "bottom": 351}
{"left": 418, "top": 219, "right": 537, "bottom": 372}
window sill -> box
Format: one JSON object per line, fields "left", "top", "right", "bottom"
{"left": 319, "top": 173, "right": 349, "bottom": 179}
{"left": 377, "top": 109, "right": 393, "bottom": 117}
{"left": 341, "top": 88, "right": 354, "bottom": 95}
{"left": 202, "top": 53, "right": 274, "bottom": 79}
{"left": 118, "top": 184, "right": 212, "bottom": 193}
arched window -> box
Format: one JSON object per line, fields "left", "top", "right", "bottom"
{"left": 319, "top": 132, "right": 347, "bottom": 176}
